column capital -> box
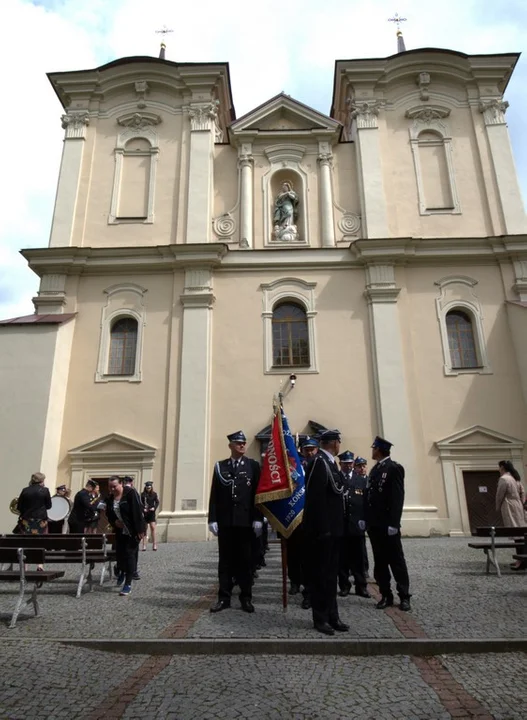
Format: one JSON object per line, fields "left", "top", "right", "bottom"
{"left": 479, "top": 98, "right": 509, "bottom": 126}
{"left": 317, "top": 152, "right": 333, "bottom": 167}
{"left": 185, "top": 101, "right": 219, "bottom": 132}
{"left": 364, "top": 264, "right": 400, "bottom": 303}
{"left": 349, "top": 99, "right": 385, "bottom": 129}
{"left": 180, "top": 267, "right": 215, "bottom": 307}
{"left": 61, "top": 111, "right": 90, "bottom": 139}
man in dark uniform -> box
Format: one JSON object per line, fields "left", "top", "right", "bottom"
{"left": 365, "top": 436, "right": 411, "bottom": 612}
{"left": 338, "top": 451, "right": 371, "bottom": 599}
{"left": 68, "top": 479, "right": 99, "bottom": 534}
{"left": 208, "top": 430, "right": 262, "bottom": 614}
{"left": 353, "top": 456, "right": 371, "bottom": 577}
{"left": 303, "top": 429, "right": 348, "bottom": 635}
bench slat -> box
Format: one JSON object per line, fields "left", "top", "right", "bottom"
{"left": 0, "top": 571, "right": 64, "bottom": 581}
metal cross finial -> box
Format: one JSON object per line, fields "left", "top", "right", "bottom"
{"left": 155, "top": 25, "right": 174, "bottom": 43}
{"left": 388, "top": 12, "right": 407, "bottom": 32}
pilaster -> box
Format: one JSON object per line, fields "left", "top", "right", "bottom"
{"left": 317, "top": 141, "right": 336, "bottom": 247}
{"left": 167, "top": 267, "right": 215, "bottom": 540}
{"left": 364, "top": 264, "right": 422, "bottom": 513}
{"left": 32, "top": 273, "right": 67, "bottom": 314}
{"left": 48, "top": 111, "right": 89, "bottom": 248}
{"left": 479, "top": 99, "right": 527, "bottom": 235}
{"left": 185, "top": 102, "right": 217, "bottom": 244}
{"left": 238, "top": 143, "right": 254, "bottom": 248}
{"left": 350, "top": 100, "right": 389, "bottom": 238}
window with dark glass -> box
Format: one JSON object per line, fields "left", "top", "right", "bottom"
{"left": 446, "top": 310, "right": 479, "bottom": 369}
{"left": 108, "top": 317, "right": 138, "bottom": 375}
{"left": 272, "top": 302, "right": 309, "bottom": 367}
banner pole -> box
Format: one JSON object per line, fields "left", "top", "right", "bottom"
{"left": 280, "top": 536, "right": 288, "bottom": 612}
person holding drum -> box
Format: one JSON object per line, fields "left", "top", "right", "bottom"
{"left": 47, "top": 485, "right": 72, "bottom": 534}
{"left": 141, "top": 481, "right": 160, "bottom": 551}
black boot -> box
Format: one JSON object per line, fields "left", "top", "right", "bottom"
{"left": 376, "top": 595, "right": 394, "bottom": 609}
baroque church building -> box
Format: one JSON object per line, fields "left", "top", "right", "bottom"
{"left": 1, "top": 39, "right": 527, "bottom": 540}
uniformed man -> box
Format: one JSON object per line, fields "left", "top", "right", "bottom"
{"left": 365, "top": 436, "right": 411, "bottom": 612}
{"left": 353, "top": 456, "right": 371, "bottom": 577}
{"left": 300, "top": 436, "right": 319, "bottom": 468}
{"left": 208, "top": 431, "right": 262, "bottom": 614}
{"left": 303, "top": 429, "right": 348, "bottom": 635}
{"left": 338, "top": 451, "right": 370, "bottom": 598}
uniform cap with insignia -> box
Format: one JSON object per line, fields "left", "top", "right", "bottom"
{"left": 338, "top": 450, "right": 355, "bottom": 462}
{"left": 354, "top": 456, "right": 367, "bottom": 465}
{"left": 301, "top": 436, "right": 319, "bottom": 448}
{"left": 371, "top": 436, "right": 393, "bottom": 452}
{"left": 144, "top": 481, "right": 153, "bottom": 487}
{"left": 227, "top": 430, "right": 247, "bottom": 443}
{"left": 319, "top": 429, "right": 341, "bottom": 442}
{"left": 56, "top": 484, "right": 67, "bottom": 492}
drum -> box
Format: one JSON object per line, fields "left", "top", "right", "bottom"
{"left": 47, "top": 495, "right": 72, "bottom": 522}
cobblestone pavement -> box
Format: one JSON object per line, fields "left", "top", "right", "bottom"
{"left": 0, "top": 538, "right": 525, "bottom": 640}
{"left": 0, "top": 640, "right": 524, "bottom": 719}
{"left": 0, "top": 538, "right": 526, "bottom": 718}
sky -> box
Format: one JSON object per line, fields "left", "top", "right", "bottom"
{"left": 1, "top": 0, "right": 527, "bottom": 319}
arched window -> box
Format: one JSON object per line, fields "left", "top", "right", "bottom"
{"left": 446, "top": 310, "right": 479, "bottom": 369}
{"left": 272, "top": 302, "right": 310, "bottom": 367}
{"left": 108, "top": 317, "right": 138, "bottom": 375}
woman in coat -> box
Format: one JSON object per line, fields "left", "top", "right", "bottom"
{"left": 497, "top": 461, "right": 526, "bottom": 570}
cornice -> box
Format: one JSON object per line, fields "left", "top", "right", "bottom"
{"left": 19, "top": 235, "right": 527, "bottom": 278}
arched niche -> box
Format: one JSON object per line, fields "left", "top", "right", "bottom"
{"left": 262, "top": 145, "right": 309, "bottom": 246}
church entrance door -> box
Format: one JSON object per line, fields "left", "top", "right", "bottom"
{"left": 462, "top": 471, "right": 502, "bottom": 532}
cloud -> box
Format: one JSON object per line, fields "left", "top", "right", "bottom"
{"left": 1, "top": 0, "right": 526, "bottom": 319}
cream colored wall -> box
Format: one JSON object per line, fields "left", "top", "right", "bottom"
{"left": 332, "top": 143, "right": 361, "bottom": 238}
{"left": 402, "top": 263, "right": 527, "bottom": 513}
{"left": 56, "top": 272, "right": 184, "bottom": 491}
{"left": 209, "top": 267, "right": 377, "bottom": 468}
{"left": 382, "top": 102, "right": 497, "bottom": 238}
{"left": 73, "top": 113, "right": 185, "bottom": 248}
{"left": 213, "top": 145, "right": 238, "bottom": 220}
{"left": 0, "top": 327, "right": 57, "bottom": 532}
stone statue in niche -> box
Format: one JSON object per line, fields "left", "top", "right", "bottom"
{"left": 273, "top": 181, "right": 299, "bottom": 242}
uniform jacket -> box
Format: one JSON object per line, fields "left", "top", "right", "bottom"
{"left": 141, "top": 491, "right": 160, "bottom": 512}
{"left": 342, "top": 471, "right": 368, "bottom": 536}
{"left": 303, "top": 452, "right": 345, "bottom": 539}
{"left": 365, "top": 457, "right": 405, "bottom": 529}
{"left": 208, "top": 456, "right": 260, "bottom": 528}
{"left": 106, "top": 486, "right": 146, "bottom": 540}
{"left": 70, "top": 488, "right": 98, "bottom": 525}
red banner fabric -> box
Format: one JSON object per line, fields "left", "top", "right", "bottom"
{"left": 255, "top": 408, "right": 294, "bottom": 503}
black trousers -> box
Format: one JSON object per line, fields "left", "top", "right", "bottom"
{"left": 68, "top": 517, "right": 84, "bottom": 534}
{"left": 307, "top": 536, "right": 340, "bottom": 626}
{"left": 217, "top": 526, "right": 253, "bottom": 602}
{"left": 368, "top": 528, "right": 410, "bottom": 599}
{"left": 286, "top": 525, "right": 306, "bottom": 588}
{"left": 338, "top": 535, "right": 368, "bottom": 591}
{"left": 115, "top": 531, "right": 139, "bottom": 585}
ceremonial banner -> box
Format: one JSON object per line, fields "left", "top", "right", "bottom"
{"left": 256, "top": 405, "right": 305, "bottom": 539}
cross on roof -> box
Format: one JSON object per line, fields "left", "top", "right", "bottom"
{"left": 155, "top": 25, "right": 174, "bottom": 42}
{"left": 388, "top": 12, "right": 407, "bottom": 32}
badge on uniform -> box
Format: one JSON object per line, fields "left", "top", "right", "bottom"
{"left": 382, "top": 472, "right": 387, "bottom": 479}
{"left": 247, "top": 480, "right": 251, "bottom": 486}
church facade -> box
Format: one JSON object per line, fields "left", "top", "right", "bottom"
{"left": 1, "top": 45, "right": 527, "bottom": 539}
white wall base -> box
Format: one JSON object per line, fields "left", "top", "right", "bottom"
{"left": 157, "top": 512, "right": 209, "bottom": 542}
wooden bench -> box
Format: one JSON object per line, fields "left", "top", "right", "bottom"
{"left": 468, "top": 526, "right": 527, "bottom": 577}
{"left": 0, "top": 547, "right": 64, "bottom": 629}
{"left": 0, "top": 534, "right": 114, "bottom": 598}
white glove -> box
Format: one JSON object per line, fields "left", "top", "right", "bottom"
{"left": 358, "top": 520, "right": 366, "bottom": 531}
{"left": 208, "top": 522, "right": 218, "bottom": 536}
{"left": 252, "top": 521, "right": 263, "bottom": 537}
{"left": 387, "top": 526, "right": 398, "bottom": 536}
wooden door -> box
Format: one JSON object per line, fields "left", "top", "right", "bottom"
{"left": 462, "top": 471, "right": 502, "bottom": 532}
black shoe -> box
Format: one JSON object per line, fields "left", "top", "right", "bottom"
{"left": 240, "top": 599, "right": 255, "bottom": 613}
{"left": 132, "top": 573, "right": 141, "bottom": 580}
{"left": 301, "top": 597, "right": 311, "bottom": 610}
{"left": 355, "top": 587, "right": 371, "bottom": 598}
{"left": 210, "top": 600, "right": 230, "bottom": 613}
{"left": 330, "top": 620, "right": 349, "bottom": 632}
{"left": 399, "top": 598, "right": 411, "bottom": 612}
{"left": 376, "top": 596, "right": 394, "bottom": 609}
{"left": 338, "top": 587, "right": 351, "bottom": 597}
{"left": 314, "top": 622, "right": 335, "bottom": 636}
{"left": 289, "top": 583, "right": 300, "bottom": 596}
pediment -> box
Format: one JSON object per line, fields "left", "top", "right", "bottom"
{"left": 231, "top": 93, "right": 341, "bottom": 135}
{"left": 436, "top": 425, "right": 524, "bottom": 450}
{"left": 69, "top": 433, "right": 156, "bottom": 456}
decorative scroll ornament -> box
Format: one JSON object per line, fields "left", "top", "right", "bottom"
{"left": 405, "top": 105, "right": 451, "bottom": 122}
{"left": 479, "top": 99, "right": 509, "bottom": 126}
{"left": 117, "top": 112, "right": 162, "bottom": 129}
{"left": 187, "top": 101, "right": 219, "bottom": 131}
{"left": 338, "top": 212, "right": 361, "bottom": 237}
{"left": 213, "top": 213, "right": 236, "bottom": 239}
{"left": 61, "top": 111, "right": 90, "bottom": 138}
{"left": 349, "top": 100, "right": 385, "bottom": 129}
